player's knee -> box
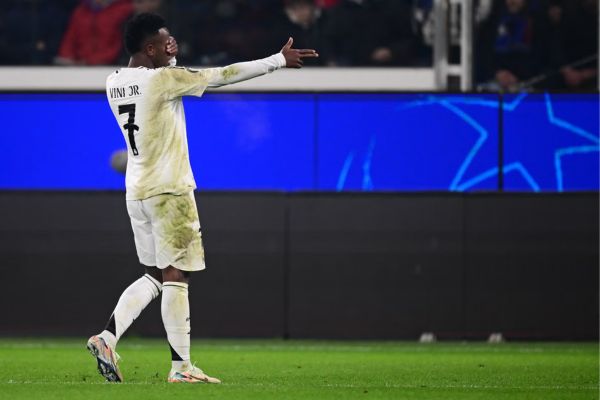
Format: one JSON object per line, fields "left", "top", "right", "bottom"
{"left": 162, "top": 266, "right": 190, "bottom": 284}
{"left": 145, "top": 266, "right": 163, "bottom": 284}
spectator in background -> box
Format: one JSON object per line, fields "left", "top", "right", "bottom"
{"left": 553, "top": 0, "right": 598, "bottom": 90}
{"left": 413, "top": 0, "right": 494, "bottom": 65}
{"left": 316, "top": 0, "right": 341, "bottom": 8}
{"left": 133, "top": 0, "right": 162, "bottom": 14}
{"left": 0, "top": 0, "right": 77, "bottom": 65}
{"left": 324, "top": 0, "right": 419, "bottom": 66}
{"left": 270, "top": 0, "right": 327, "bottom": 65}
{"left": 477, "top": 0, "right": 546, "bottom": 90}
{"left": 517, "top": 0, "right": 598, "bottom": 90}
{"left": 55, "top": 0, "right": 133, "bottom": 65}
{"left": 180, "top": 0, "right": 275, "bottom": 66}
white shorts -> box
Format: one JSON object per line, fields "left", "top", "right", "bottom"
{"left": 126, "top": 191, "right": 206, "bottom": 272}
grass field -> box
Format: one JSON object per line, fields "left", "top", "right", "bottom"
{"left": 0, "top": 339, "right": 597, "bottom": 400}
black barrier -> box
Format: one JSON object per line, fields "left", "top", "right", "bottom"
{"left": 287, "top": 194, "right": 465, "bottom": 339}
{"left": 0, "top": 192, "right": 597, "bottom": 340}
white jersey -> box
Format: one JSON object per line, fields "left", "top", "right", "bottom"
{"left": 106, "top": 53, "right": 286, "bottom": 200}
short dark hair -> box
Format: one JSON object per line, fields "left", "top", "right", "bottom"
{"left": 124, "top": 13, "right": 166, "bottom": 55}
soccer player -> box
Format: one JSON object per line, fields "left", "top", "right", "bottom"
{"left": 87, "top": 13, "right": 318, "bottom": 384}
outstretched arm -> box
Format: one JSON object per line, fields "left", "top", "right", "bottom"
{"left": 203, "top": 53, "right": 286, "bottom": 88}
{"left": 203, "top": 37, "right": 319, "bottom": 88}
{"left": 160, "top": 38, "right": 318, "bottom": 98}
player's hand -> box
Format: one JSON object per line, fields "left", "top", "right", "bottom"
{"left": 166, "top": 37, "right": 178, "bottom": 57}
{"left": 280, "top": 37, "right": 318, "bottom": 68}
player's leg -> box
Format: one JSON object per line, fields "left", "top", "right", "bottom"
{"left": 87, "top": 267, "right": 161, "bottom": 382}
{"left": 161, "top": 267, "right": 192, "bottom": 373}
{"left": 150, "top": 192, "right": 220, "bottom": 383}
{"left": 161, "top": 266, "right": 219, "bottom": 383}
{"left": 87, "top": 200, "right": 162, "bottom": 382}
{"left": 96, "top": 266, "right": 162, "bottom": 349}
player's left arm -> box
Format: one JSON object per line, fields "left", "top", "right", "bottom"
{"left": 159, "top": 37, "right": 317, "bottom": 98}
{"left": 202, "top": 37, "right": 318, "bottom": 88}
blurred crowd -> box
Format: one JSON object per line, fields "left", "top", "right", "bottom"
{"left": 476, "top": 0, "right": 598, "bottom": 91}
{"left": 0, "top": 0, "right": 597, "bottom": 90}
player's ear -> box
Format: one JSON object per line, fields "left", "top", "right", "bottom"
{"left": 145, "top": 42, "right": 155, "bottom": 57}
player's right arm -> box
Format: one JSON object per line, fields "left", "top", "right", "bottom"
{"left": 158, "top": 38, "right": 318, "bottom": 99}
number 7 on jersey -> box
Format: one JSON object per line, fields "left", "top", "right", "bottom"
{"left": 118, "top": 104, "right": 140, "bottom": 156}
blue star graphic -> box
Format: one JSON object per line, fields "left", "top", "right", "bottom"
{"left": 401, "top": 93, "right": 599, "bottom": 192}
{"left": 336, "top": 135, "right": 376, "bottom": 191}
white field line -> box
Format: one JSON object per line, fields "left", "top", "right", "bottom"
{"left": 3, "top": 380, "right": 598, "bottom": 391}
{"left": 0, "top": 343, "right": 593, "bottom": 354}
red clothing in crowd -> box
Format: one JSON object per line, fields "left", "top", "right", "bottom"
{"left": 57, "top": 0, "right": 133, "bottom": 65}
{"left": 316, "top": 0, "right": 341, "bottom": 8}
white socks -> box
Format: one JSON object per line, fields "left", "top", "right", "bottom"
{"left": 161, "top": 281, "right": 191, "bottom": 371}
{"left": 97, "top": 275, "right": 193, "bottom": 373}
{"left": 99, "top": 274, "right": 162, "bottom": 349}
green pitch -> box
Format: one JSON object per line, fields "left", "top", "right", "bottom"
{"left": 0, "top": 339, "right": 597, "bottom": 400}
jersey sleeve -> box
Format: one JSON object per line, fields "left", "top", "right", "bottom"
{"left": 156, "top": 67, "right": 211, "bottom": 99}
{"left": 157, "top": 53, "right": 286, "bottom": 99}
{"left": 201, "top": 53, "right": 286, "bottom": 88}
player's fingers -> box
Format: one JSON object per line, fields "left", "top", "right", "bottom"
{"left": 299, "top": 52, "right": 319, "bottom": 58}
{"left": 166, "top": 38, "right": 177, "bottom": 54}
{"left": 281, "top": 37, "right": 293, "bottom": 51}
{"left": 297, "top": 49, "right": 317, "bottom": 55}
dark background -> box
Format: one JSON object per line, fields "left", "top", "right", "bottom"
{"left": 1, "top": 191, "right": 597, "bottom": 340}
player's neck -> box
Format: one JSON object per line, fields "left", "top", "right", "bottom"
{"left": 128, "top": 54, "right": 156, "bottom": 69}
